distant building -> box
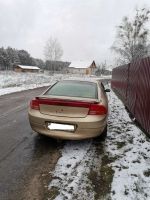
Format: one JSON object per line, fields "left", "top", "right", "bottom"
{"left": 68, "top": 60, "right": 96, "bottom": 75}
{"left": 104, "top": 67, "right": 112, "bottom": 75}
{"left": 14, "top": 65, "right": 40, "bottom": 73}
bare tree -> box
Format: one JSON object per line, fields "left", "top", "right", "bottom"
{"left": 95, "top": 63, "right": 101, "bottom": 75}
{"left": 44, "top": 37, "right": 63, "bottom": 61}
{"left": 111, "top": 6, "right": 150, "bottom": 65}
{"left": 95, "top": 62, "right": 107, "bottom": 75}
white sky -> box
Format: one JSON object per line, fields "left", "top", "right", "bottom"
{"left": 0, "top": 0, "right": 150, "bottom": 67}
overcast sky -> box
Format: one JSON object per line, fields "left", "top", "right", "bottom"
{"left": 0, "top": 0, "right": 150, "bottom": 67}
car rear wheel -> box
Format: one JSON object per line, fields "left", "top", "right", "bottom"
{"left": 99, "top": 125, "right": 107, "bottom": 139}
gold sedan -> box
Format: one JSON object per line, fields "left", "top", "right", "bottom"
{"left": 28, "top": 79, "right": 110, "bottom": 140}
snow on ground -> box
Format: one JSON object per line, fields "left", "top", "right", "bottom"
{"left": 0, "top": 71, "right": 63, "bottom": 96}
{"left": 1, "top": 71, "right": 150, "bottom": 199}
{"left": 0, "top": 71, "right": 111, "bottom": 96}
{"left": 48, "top": 140, "right": 101, "bottom": 200}
{"left": 106, "top": 89, "right": 150, "bottom": 200}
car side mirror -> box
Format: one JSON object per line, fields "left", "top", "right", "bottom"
{"left": 105, "top": 89, "right": 110, "bottom": 92}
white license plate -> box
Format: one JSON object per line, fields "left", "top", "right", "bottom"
{"left": 48, "top": 123, "right": 75, "bottom": 131}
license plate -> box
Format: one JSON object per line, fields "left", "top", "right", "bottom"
{"left": 47, "top": 123, "right": 75, "bottom": 131}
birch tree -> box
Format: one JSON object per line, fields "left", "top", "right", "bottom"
{"left": 44, "top": 37, "right": 63, "bottom": 61}
{"left": 111, "top": 7, "right": 150, "bottom": 65}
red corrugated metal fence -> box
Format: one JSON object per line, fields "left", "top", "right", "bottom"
{"left": 112, "top": 64, "right": 129, "bottom": 100}
{"left": 111, "top": 56, "right": 150, "bottom": 135}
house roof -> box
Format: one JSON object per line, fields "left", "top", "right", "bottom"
{"left": 17, "top": 65, "right": 40, "bottom": 70}
{"left": 105, "top": 67, "right": 112, "bottom": 71}
{"left": 68, "top": 60, "right": 95, "bottom": 69}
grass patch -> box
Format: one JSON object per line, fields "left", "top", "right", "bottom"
{"left": 41, "top": 173, "right": 60, "bottom": 199}
{"left": 113, "top": 165, "right": 128, "bottom": 171}
{"left": 122, "top": 166, "right": 129, "bottom": 169}
{"left": 113, "top": 126, "right": 122, "bottom": 131}
{"left": 46, "top": 186, "right": 60, "bottom": 199}
{"left": 132, "top": 160, "right": 141, "bottom": 163}
{"left": 126, "top": 128, "right": 132, "bottom": 132}
{"left": 116, "top": 142, "right": 126, "bottom": 149}
{"left": 131, "top": 174, "right": 138, "bottom": 177}
{"left": 88, "top": 155, "right": 115, "bottom": 199}
{"left": 112, "top": 190, "right": 115, "bottom": 195}
{"left": 114, "top": 130, "right": 122, "bottom": 134}
{"left": 124, "top": 188, "right": 129, "bottom": 195}
{"left": 66, "top": 164, "right": 71, "bottom": 168}
{"left": 128, "top": 138, "right": 133, "bottom": 144}
{"left": 124, "top": 148, "right": 132, "bottom": 153}
{"left": 144, "top": 169, "right": 150, "bottom": 177}
{"left": 133, "top": 183, "right": 139, "bottom": 193}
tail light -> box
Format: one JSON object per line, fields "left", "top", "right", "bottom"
{"left": 30, "top": 99, "right": 40, "bottom": 110}
{"left": 88, "top": 104, "right": 107, "bottom": 115}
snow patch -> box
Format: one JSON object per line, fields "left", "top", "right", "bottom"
{"left": 0, "top": 71, "right": 110, "bottom": 96}
{"left": 48, "top": 140, "right": 101, "bottom": 200}
{"left": 106, "top": 87, "right": 150, "bottom": 200}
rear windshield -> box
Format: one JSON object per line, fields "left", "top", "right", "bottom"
{"left": 45, "top": 81, "right": 98, "bottom": 99}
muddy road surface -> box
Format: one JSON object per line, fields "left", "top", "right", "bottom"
{"left": 0, "top": 84, "right": 112, "bottom": 200}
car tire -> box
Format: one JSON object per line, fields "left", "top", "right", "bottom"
{"left": 99, "top": 125, "right": 107, "bottom": 139}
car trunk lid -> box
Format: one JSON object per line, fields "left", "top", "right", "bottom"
{"left": 36, "top": 96, "right": 99, "bottom": 118}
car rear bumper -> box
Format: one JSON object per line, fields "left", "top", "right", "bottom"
{"left": 29, "top": 121, "right": 105, "bottom": 140}
{"left": 28, "top": 109, "right": 107, "bottom": 140}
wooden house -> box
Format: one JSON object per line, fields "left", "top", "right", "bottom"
{"left": 14, "top": 65, "right": 40, "bottom": 73}
{"left": 68, "top": 60, "right": 96, "bottom": 75}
